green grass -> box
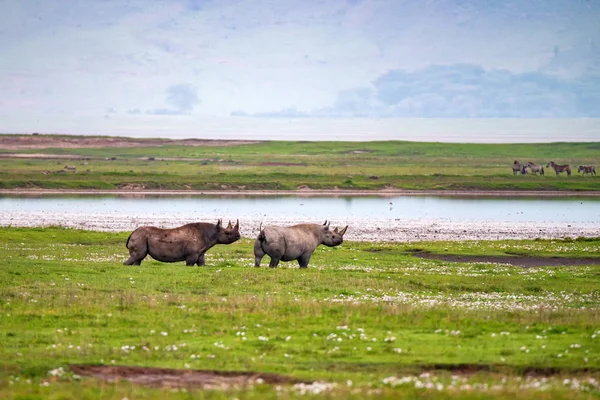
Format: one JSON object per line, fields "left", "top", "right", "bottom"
{"left": 1, "top": 135, "right": 599, "bottom": 191}
{"left": 1, "top": 227, "right": 599, "bottom": 399}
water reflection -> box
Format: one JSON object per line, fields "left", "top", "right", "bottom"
{"left": 1, "top": 195, "right": 599, "bottom": 224}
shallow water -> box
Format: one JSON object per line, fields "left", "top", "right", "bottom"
{"left": 2, "top": 194, "right": 599, "bottom": 242}
{"left": 1, "top": 194, "right": 599, "bottom": 224}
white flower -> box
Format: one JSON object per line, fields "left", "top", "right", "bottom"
{"left": 258, "top": 336, "right": 269, "bottom": 342}
{"left": 48, "top": 367, "right": 64, "bottom": 377}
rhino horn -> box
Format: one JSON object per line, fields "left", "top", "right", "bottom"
{"left": 334, "top": 227, "right": 339, "bottom": 233}
{"left": 216, "top": 219, "right": 222, "bottom": 229}
{"left": 234, "top": 219, "right": 239, "bottom": 231}
{"left": 340, "top": 225, "right": 348, "bottom": 235}
{"left": 323, "top": 220, "right": 328, "bottom": 226}
{"left": 226, "top": 220, "right": 233, "bottom": 229}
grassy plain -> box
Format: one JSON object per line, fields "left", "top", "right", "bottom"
{"left": 1, "top": 227, "right": 599, "bottom": 399}
{"left": 1, "top": 135, "right": 599, "bottom": 191}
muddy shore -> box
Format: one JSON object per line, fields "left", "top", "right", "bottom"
{"left": 2, "top": 188, "right": 600, "bottom": 198}
{"left": 1, "top": 208, "right": 597, "bottom": 242}
{"left": 2, "top": 189, "right": 598, "bottom": 242}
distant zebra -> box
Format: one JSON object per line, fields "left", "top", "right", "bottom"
{"left": 546, "top": 161, "right": 571, "bottom": 176}
{"left": 577, "top": 165, "right": 597, "bottom": 176}
{"left": 512, "top": 160, "right": 527, "bottom": 175}
{"left": 526, "top": 161, "right": 544, "bottom": 176}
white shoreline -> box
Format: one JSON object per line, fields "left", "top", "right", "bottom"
{"left": 1, "top": 210, "right": 597, "bottom": 242}
{"left": 2, "top": 188, "right": 600, "bottom": 198}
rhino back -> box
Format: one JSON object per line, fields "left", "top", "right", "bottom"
{"left": 264, "top": 225, "right": 320, "bottom": 260}
{"left": 142, "top": 224, "right": 211, "bottom": 262}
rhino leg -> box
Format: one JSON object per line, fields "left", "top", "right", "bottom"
{"left": 186, "top": 254, "right": 200, "bottom": 266}
{"left": 124, "top": 233, "right": 148, "bottom": 265}
{"left": 253, "top": 239, "right": 265, "bottom": 267}
{"left": 196, "top": 253, "right": 206, "bottom": 266}
{"left": 268, "top": 256, "right": 281, "bottom": 268}
{"left": 297, "top": 253, "right": 312, "bottom": 269}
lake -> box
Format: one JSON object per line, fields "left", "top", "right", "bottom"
{"left": 2, "top": 194, "right": 599, "bottom": 224}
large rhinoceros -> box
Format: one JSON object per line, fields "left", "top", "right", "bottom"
{"left": 124, "top": 219, "right": 240, "bottom": 266}
{"left": 254, "top": 221, "right": 348, "bottom": 268}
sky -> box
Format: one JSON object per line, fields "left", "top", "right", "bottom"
{"left": 1, "top": 0, "right": 599, "bottom": 138}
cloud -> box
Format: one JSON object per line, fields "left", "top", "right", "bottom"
{"left": 2, "top": 1, "right": 600, "bottom": 123}
{"left": 146, "top": 84, "right": 200, "bottom": 115}
{"left": 235, "top": 64, "right": 600, "bottom": 118}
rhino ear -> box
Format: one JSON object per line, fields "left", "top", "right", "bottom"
{"left": 340, "top": 225, "right": 348, "bottom": 236}
{"left": 216, "top": 219, "right": 222, "bottom": 229}
{"left": 234, "top": 219, "right": 239, "bottom": 231}
{"left": 323, "top": 220, "right": 328, "bottom": 226}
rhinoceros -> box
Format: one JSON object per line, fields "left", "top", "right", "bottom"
{"left": 254, "top": 221, "right": 348, "bottom": 268}
{"left": 124, "top": 219, "right": 240, "bottom": 266}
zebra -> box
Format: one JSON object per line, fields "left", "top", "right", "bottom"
{"left": 546, "top": 161, "right": 571, "bottom": 176}
{"left": 577, "top": 165, "right": 597, "bottom": 176}
{"left": 526, "top": 161, "right": 544, "bottom": 175}
{"left": 512, "top": 160, "right": 528, "bottom": 175}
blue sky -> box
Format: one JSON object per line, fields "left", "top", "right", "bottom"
{"left": 1, "top": 0, "right": 599, "bottom": 135}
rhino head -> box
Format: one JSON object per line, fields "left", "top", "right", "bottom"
{"left": 320, "top": 220, "right": 348, "bottom": 247}
{"left": 216, "top": 219, "right": 241, "bottom": 244}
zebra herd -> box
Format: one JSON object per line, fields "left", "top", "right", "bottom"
{"left": 512, "top": 160, "right": 596, "bottom": 176}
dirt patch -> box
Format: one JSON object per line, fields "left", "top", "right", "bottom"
{"left": 412, "top": 251, "right": 600, "bottom": 267}
{"left": 0, "top": 153, "right": 93, "bottom": 160}
{"left": 417, "top": 363, "right": 598, "bottom": 376}
{"left": 257, "top": 162, "right": 307, "bottom": 166}
{"left": 0, "top": 135, "right": 260, "bottom": 150}
{"left": 69, "top": 365, "right": 306, "bottom": 389}
{"left": 347, "top": 150, "right": 373, "bottom": 154}
{"left": 118, "top": 183, "right": 147, "bottom": 190}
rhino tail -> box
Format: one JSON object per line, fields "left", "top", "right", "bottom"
{"left": 257, "top": 223, "right": 266, "bottom": 243}
{"left": 125, "top": 232, "right": 134, "bottom": 248}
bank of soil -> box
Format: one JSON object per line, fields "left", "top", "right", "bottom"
{"left": 411, "top": 251, "right": 600, "bottom": 267}
{"left": 68, "top": 364, "right": 598, "bottom": 390}
{"left": 70, "top": 365, "right": 304, "bottom": 389}
{"left": 0, "top": 135, "right": 259, "bottom": 150}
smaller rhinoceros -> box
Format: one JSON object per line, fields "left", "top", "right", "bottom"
{"left": 124, "top": 219, "right": 240, "bottom": 266}
{"left": 254, "top": 221, "right": 348, "bottom": 268}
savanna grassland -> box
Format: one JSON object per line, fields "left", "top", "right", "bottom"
{"left": 1, "top": 134, "right": 599, "bottom": 192}
{"left": 1, "top": 227, "right": 599, "bottom": 399}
